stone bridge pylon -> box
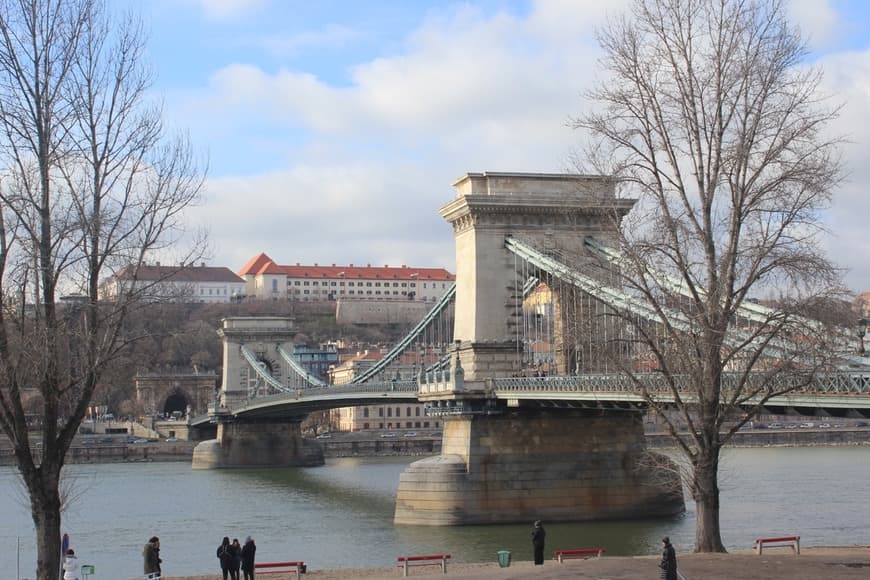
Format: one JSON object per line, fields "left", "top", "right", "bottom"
{"left": 192, "top": 317, "right": 323, "bottom": 469}
{"left": 393, "top": 172, "right": 684, "bottom": 525}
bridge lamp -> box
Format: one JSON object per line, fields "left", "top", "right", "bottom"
{"left": 858, "top": 318, "right": 868, "bottom": 356}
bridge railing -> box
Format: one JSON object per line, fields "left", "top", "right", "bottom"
{"left": 491, "top": 371, "right": 870, "bottom": 396}
{"left": 229, "top": 380, "right": 419, "bottom": 413}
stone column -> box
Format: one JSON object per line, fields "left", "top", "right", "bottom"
{"left": 191, "top": 420, "right": 323, "bottom": 469}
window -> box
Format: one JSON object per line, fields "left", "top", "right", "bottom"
{"left": 395, "top": 407, "right": 400, "bottom": 416}
{"left": 424, "top": 421, "right": 429, "bottom": 428}
{"left": 366, "top": 282, "right": 372, "bottom": 287}
{"left": 378, "top": 408, "right": 383, "bottom": 417}
{"left": 387, "top": 408, "right": 392, "bottom": 417}
{"left": 415, "top": 422, "right": 420, "bottom": 428}
{"left": 295, "top": 281, "right": 301, "bottom": 286}
{"left": 364, "top": 408, "right": 369, "bottom": 418}
{"left": 406, "top": 422, "right": 412, "bottom": 428}
{"left": 363, "top": 423, "right": 369, "bottom": 429}
{"left": 393, "top": 282, "right": 399, "bottom": 287}
{"left": 313, "top": 281, "right": 319, "bottom": 286}
{"left": 379, "top": 423, "right": 384, "bottom": 429}
{"left": 406, "top": 407, "right": 411, "bottom": 417}
{"left": 375, "top": 282, "right": 381, "bottom": 287}
{"left": 303, "top": 290, "right": 309, "bottom": 294}
{"left": 331, "top": 281, "right": 337, "bottom": 286}
{"left": 303, "top": 281, "right": 309, "bottom": 286}
{"left": 415, "top": 408, "right": 420, "bottom": 417}
{"left": 272, "top": 279, "right": 278, "bottom": 292}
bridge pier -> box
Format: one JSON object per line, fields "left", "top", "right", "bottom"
{"left": 191, "top": 420, "right": 323, "bottom": 469}
{"left": 394, "top": 408, "right": 683, "bottom": 525}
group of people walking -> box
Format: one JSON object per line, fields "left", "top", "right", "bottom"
{"left": 217, "top": 536, "right": 257, "bottom": 580}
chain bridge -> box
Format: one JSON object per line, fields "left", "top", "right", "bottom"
{"left": 193, "top": 172, "right": 870, "bottom": 526}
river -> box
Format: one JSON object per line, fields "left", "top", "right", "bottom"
{"left": 1, "top": 446, "right": 868, "bottom": 579}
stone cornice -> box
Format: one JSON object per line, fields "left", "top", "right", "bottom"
{"left": 440, "top": 195, "right": 636, "bottom": 235}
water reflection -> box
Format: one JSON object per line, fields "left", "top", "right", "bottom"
{"left": 0, "top": 447, "right": 868, "bottom": 579}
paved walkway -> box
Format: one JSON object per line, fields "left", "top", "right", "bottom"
{"left": 172, "top": 547, "right": 870, "bottom": 580}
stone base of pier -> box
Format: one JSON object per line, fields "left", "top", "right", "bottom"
{"left": 191, "top": 420, "right": 324, "bottom": 469}
{"left": 394, "top": 409, "right": 684, "bottom": 525}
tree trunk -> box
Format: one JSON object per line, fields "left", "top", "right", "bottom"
{"left": 30, "top": 471, "right": 63, "bottom": 580}
{"left": 692, "top": 451, "right": 726, "bottom": 552}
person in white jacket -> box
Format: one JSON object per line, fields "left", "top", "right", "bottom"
{"left": 62, "top": 548, "right": 80, "bottom": 580}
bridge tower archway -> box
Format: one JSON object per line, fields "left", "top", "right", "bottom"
{"left": 218, "top": 317, "right": 295, "bottom": 407}
{"left": 438, "top": 172, "right": 635, "bottom": 383}
{"left": 193, "top": 316, "right": 325, "bottom": 469}
{"left": 395, "top": 172, "right": 684, "bottom": 526}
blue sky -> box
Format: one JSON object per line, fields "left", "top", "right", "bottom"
{"left": 126, "top": 0, "right": 870, "bottom": 292}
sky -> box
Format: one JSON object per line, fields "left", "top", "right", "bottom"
{"left": 126, "top": 0, "right": 870, "bottom": 293}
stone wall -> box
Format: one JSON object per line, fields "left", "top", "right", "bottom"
{"left": 335, "top": 299, "right": 430, "bottom": 325}
{"left": 394, "top": 410, "right": 684, "bottom": 526}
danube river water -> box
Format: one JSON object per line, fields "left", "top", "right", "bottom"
{"left": 1, "top": 446, "right": 869, "bottom": 579}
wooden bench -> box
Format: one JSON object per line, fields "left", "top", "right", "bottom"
{"left": 754, "top": 535, "right": 800, "bottom": 555}
{"left": 397, "top": 554, "right": 450, "bottom": 576}
{"left": 553, "top": 548, "right": 606, "bottom": 562}
{"left": 254, "top": 560, "right": 307, "bottom": 578}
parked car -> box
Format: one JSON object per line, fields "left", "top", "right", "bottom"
{"left": 818, "top": 423, "right": 831, "bottom": 429}
{"left": 380, "top": 433, "right": 398, "bottom": 438}
{"left": 132, "top": 438, "right": 149, "bottom": 444}
{"left": 799, "top": 422, "right": 814, "bottom": 428}
{"left": 785, "top": 423, "right": 798, "bottom": 429}
{"left": 768, "top": 422, "right": 782, "bottom": 429}
{"left": 165, "top": 437, "right": 178, "bottom": 442}
{"left": 315, "top": 434, "right": 332, "bottom": 439}
{"left": 403, "top": 432, "right": 418, "bottom": 437}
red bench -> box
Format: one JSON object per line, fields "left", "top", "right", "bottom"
{"left": 553, "top": 548, "right": 606, "bottom": 562}
{"left": 754, "top": 535, "right": 800, "bottom": 555}
{"left": 254, "top": 560, "right": 307, "bottom": 578}
{"left": 397, "top": 554, "right": 450, "bottom": 576}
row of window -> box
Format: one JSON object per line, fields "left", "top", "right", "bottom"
{"left": 362, "top": 422, "right": 437, "bottom": 429}
{"left": 361, "top": 406, "right": 423, "bottom": 418}
{"left": 293, "top": 280, "right": 421, "bottom": 288}
{"left": 295, "top": 289, "right": 410, "bottom": 296}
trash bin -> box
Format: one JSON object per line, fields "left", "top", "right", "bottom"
{"left": 497, "top": 550, "right": 512, "bottom": 568}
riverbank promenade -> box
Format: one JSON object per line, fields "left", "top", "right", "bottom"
{"left": 173, "top": 546, "right": 870, "bottom": 580}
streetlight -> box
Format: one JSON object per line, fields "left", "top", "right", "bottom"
{"left": 857, "top": 318, "right": 868, "bottom": 356}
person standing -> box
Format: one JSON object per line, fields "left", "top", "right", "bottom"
{"left": 531, "top": 520, "right": 546, "bottom": 565}
{"left": 230, "top": 538, "right": 242, "bottom": 580}
{"left": 217, "top": 536, "right": 233, "bottom": 580}
{"left": 660, "top": 536, "right": 678, "bottom": 580}
{"left": 143, "top": 536, "right": 161, "bottom": 579}
{"left": 62, "top": 548, "right": 80, "bottom": 580}
{"left": 240, "top": 536, "right": 257, "bottom": 580}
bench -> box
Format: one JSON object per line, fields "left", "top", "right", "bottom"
{"left": 397, "top": 554, "right": 450, "bottom": 576}
{"left": 754, "top": 535, "right": 800, "bottom": 555}
{"left": 553, "top": 548, "right": 606, "bottom": 562}
{"left": 255, "top": 560, "right": 307, "bottom": 578}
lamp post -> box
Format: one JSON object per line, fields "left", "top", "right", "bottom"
{"left": 857, "top": 318, "right": 868, "bottom": 356}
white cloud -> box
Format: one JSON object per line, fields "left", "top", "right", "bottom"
{"left": 192, "top": 0, "right": 268, "bottom": 20}
{"left": 788, "top": 0, "right": 840, "bottom": 50}
{"left": 173, "top": 1, "right": 870, "bottom": 294}
{"left": 239, "top": 24, "right": 362, "bottom": 58}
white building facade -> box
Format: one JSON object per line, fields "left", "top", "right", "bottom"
{"left": 238, "top": 253, "right": 454, "bottom": 303}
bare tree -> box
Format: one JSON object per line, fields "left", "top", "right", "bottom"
{"left": 0, "top": 1, "right": 204, "bottom": 578}
{"left": 574, "top": 0, "right": 846, "bottom": 552}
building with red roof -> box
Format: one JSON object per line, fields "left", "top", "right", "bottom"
{"left": 238, "top": 253, "right": 455, "bottom": 303}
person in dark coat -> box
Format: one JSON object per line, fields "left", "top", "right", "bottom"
{"left": 231, "top": 538, "right": 242, "bottom": 580}
{"left": 659, "top": 536, "right": 678, "bottom": 580}
{"left": 143, "top": 536, "right": 161, "bottom": 578}
{"left": 531, "top": 520, "right": 546, "bottom": 565}
{"left": 217, "top": 536, "right": 233, "bottom": 580}
{"left": 240, "top": 536, "right": 257, "bottom": 580}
